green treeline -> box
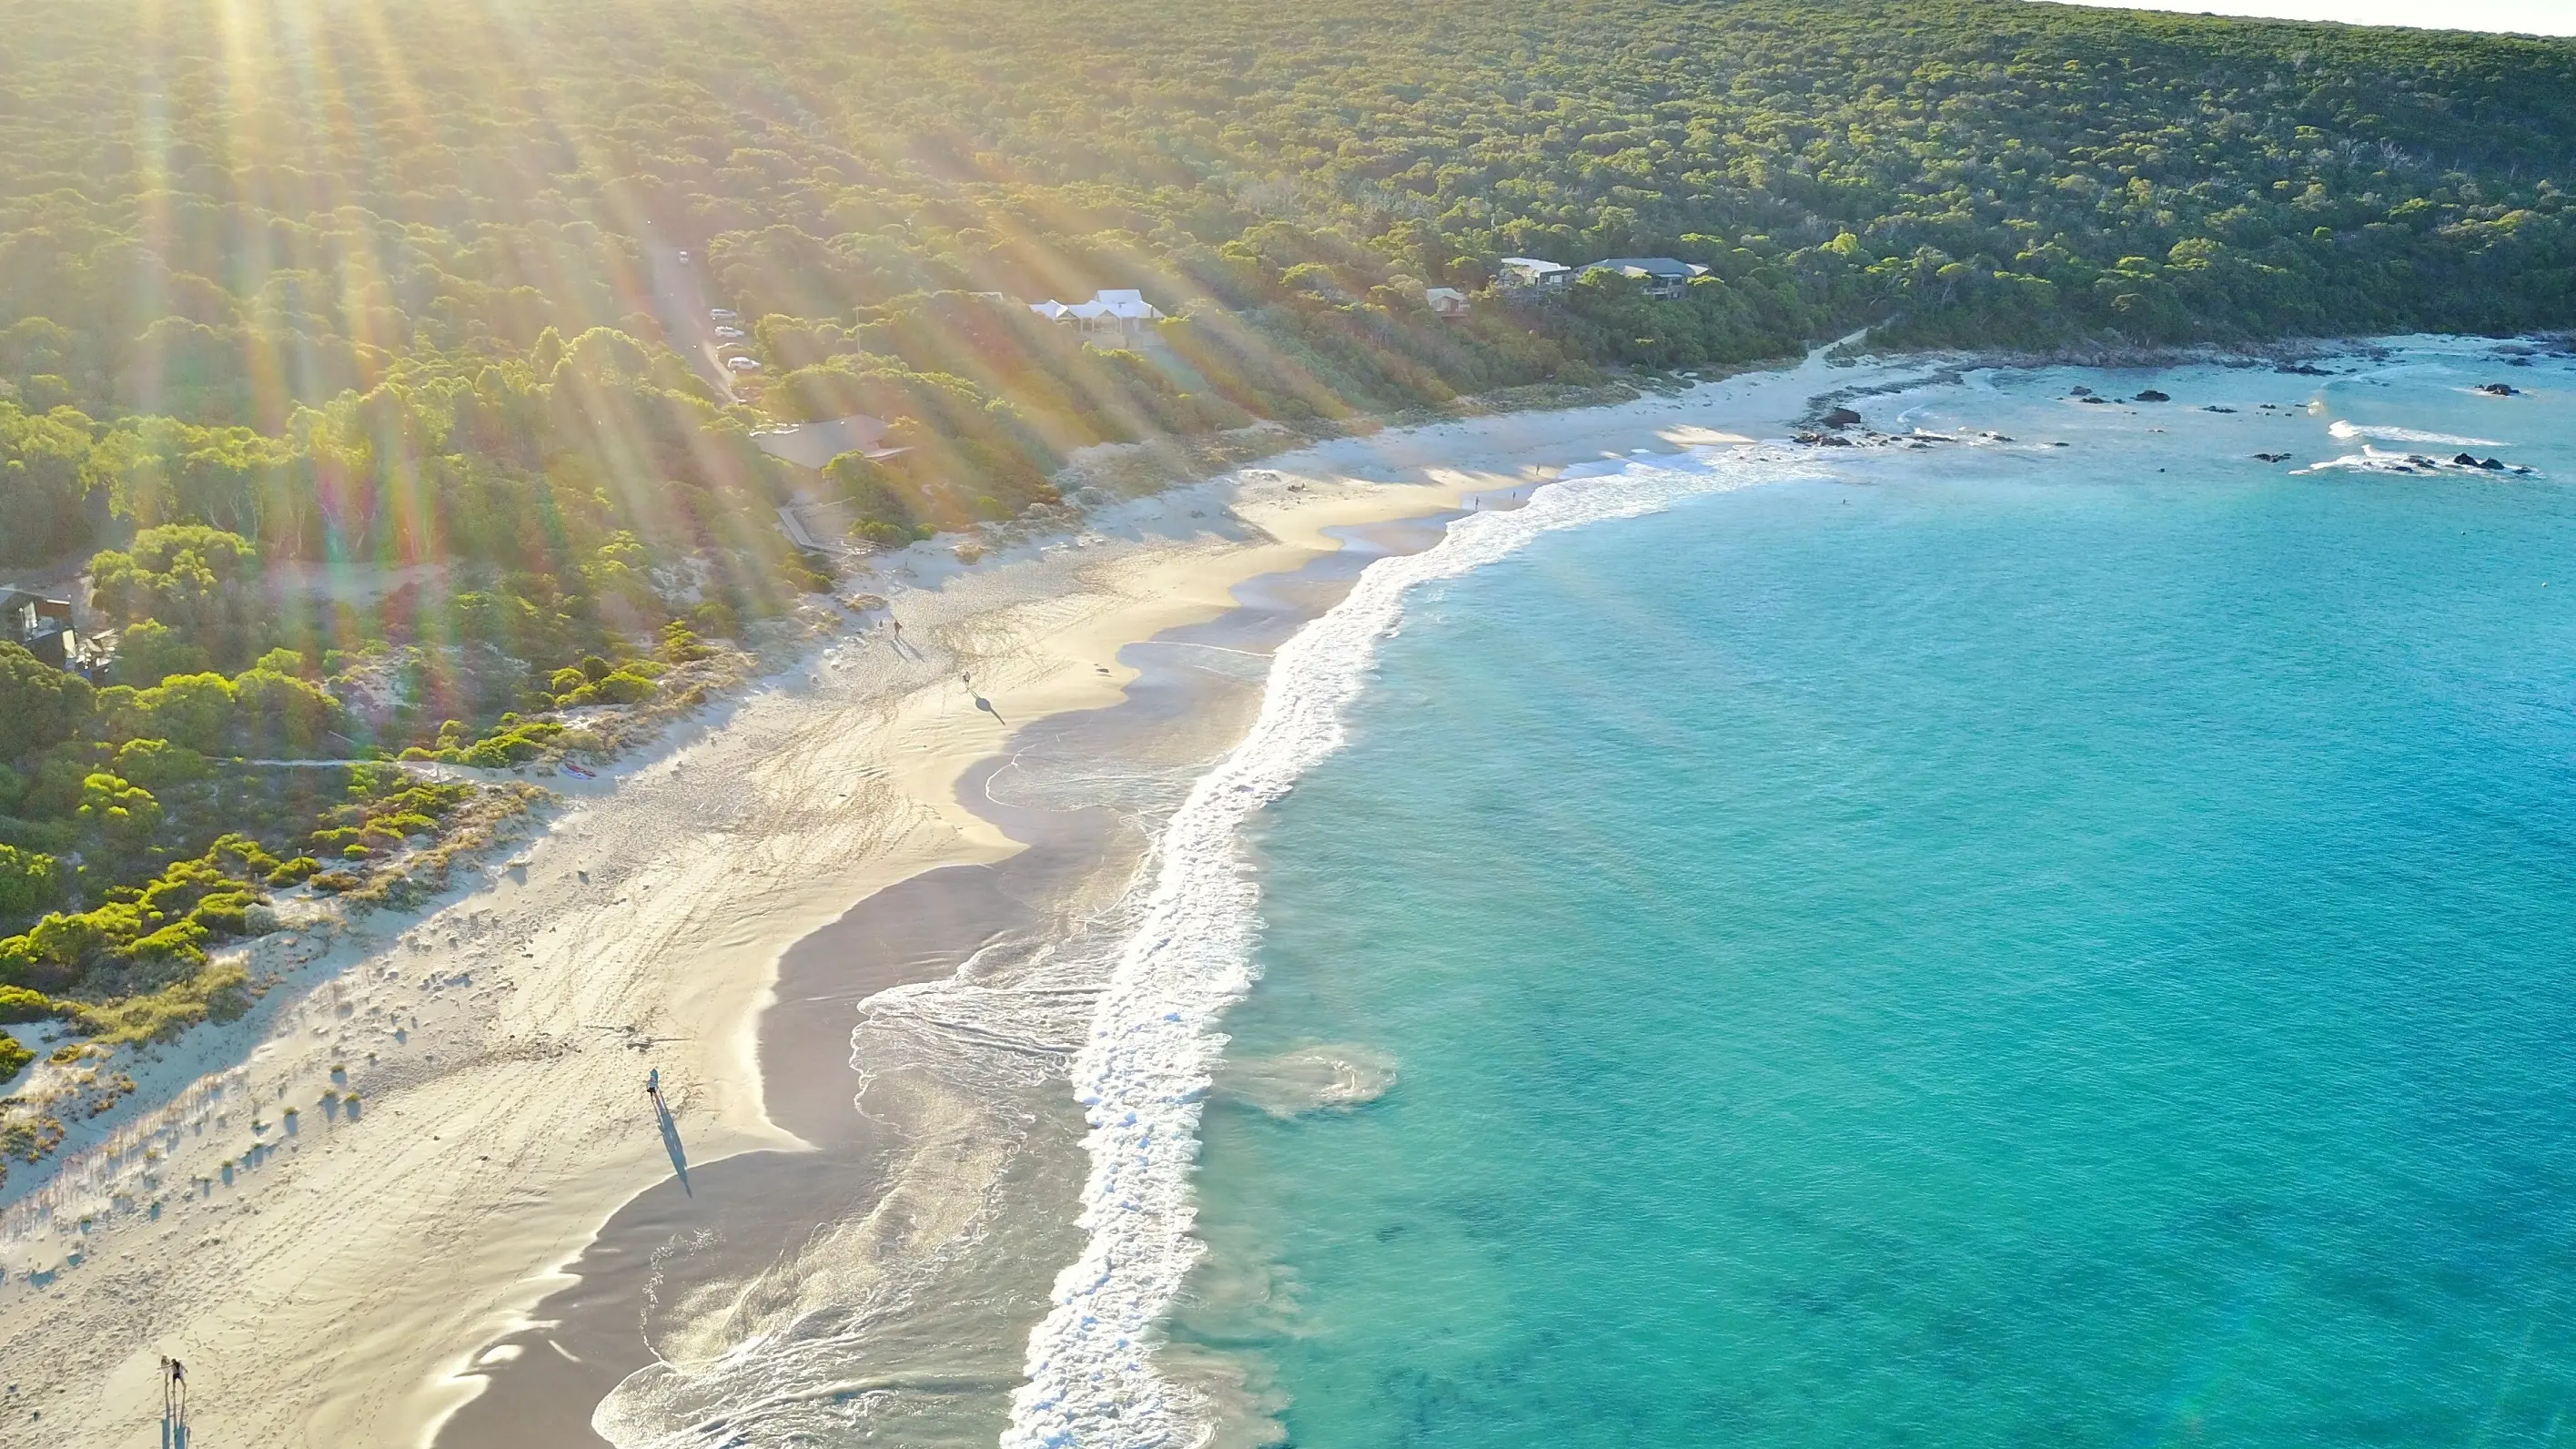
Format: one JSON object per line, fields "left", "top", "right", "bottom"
{"left": 5, "top": 0, "right": 2573, "bottom": 573}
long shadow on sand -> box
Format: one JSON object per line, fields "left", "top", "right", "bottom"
{"left": 430, "top": 844, "right": 1089, "bottom": 1449}
{"left": 432, "top": 521, "right": 1426, "bottom": 1449}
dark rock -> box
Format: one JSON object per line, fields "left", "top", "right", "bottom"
{"left": 1821, "top": 407, "right": 1864, "bottom": 428}
{"left": 2067, "top": 385, "right": 2094, "bottom": 397}
{"left": 2052, "top": 441, "right": 2071, "bottom": 448}
{"left": 2079, "top": 395, "right": 2107, "bottom": 404}
{"left": 2480, "top": 457, "right": 2508, "bottom": 471}
{"left": 2133, "top": 389, "right": 2170, "bottom": 402}
{"left": 1818, "top": 433, "right": 1854, "bottom": 447}
{"left": 2254, "top": 452, "right": 2292, "bottom": 463}
{"left": 2452, "top": 453, "right": 2482, "bottom": 467}
{"left": 2475, "top": 382, "right": 2520, "bottom": 396}
{"left": 2203, "top": 405, "right": 2237, "bottom": 413}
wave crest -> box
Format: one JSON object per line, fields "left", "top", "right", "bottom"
{"left": 2328, "top": 420, "right": 2503, "bottom": 447}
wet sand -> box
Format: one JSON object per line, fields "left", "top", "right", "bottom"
{"left": 438, "top": 512, "right": 1456, "bottom": 1449}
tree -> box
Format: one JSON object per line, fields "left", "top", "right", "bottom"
{"left": 0, "top": 846, "right": 66, "bottom": 921}
{"left": 233, "top": 667, "right": 343, "bottom": 754}
{"left": 114, "top": 619, "right": 213, "bottom": 687}
{"left": 135, "top": 673, "right": 237, "bottom": 754}
{"left": 0, "top": 400, "right": 100, "bottom": 566}
{"left": 0, "top": 643, "right": 94, "bottom": 764}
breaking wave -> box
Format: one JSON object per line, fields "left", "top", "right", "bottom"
{"left": 2328, "top": 420, "right": 2503, "bottom": 447}
{"left": 2298, "top": 444, "right": 2539, "bottom": 479}
{"left": 1001, "top": 444, "right": 1813, "bottom": 1449}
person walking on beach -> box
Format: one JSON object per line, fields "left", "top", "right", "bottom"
{"left": 160, "top": 1356, "right": 187, "bottom": 1446}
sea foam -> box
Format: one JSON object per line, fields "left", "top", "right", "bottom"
{"left": 2327, "top": 420, "right": 2504, "bottom": 447}
{"left": 1001, "top": 444, "right": 1811, "bottom": 1449}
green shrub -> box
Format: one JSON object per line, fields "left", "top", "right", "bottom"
{"left": 267, "top": 856, "right": 320, "bottom": 886}
{"left": 189, "top": 891, "right": 258, "bottom": 937}
{"left": 590, "top": 671, "right": 657, "bottom": 705}
{"left": 70, "top": 960, "right": 251, "bottom": 1043}
{"left": 0, "top": 844, "right": 66, "bottom": 920}
{"left": 0, "top": 816, "right": 76, "bottom": 856}
{"left": 660, "top": 623, "right": 710, "bottom": 663}
{"left": 0, "top": 1034, "right": 30, "bottom": 1084}
{"left": 0, "top": 985, "right": 52, "bottom": 1023}
{"left": 207, "top": 833, "right": 282, "bottom": 877}
{"left": 111, "top": 738, "right": 210, "bottom": 790}
{"left": 310, "top": 870, "right": 360, "bottom": 893}
{"left": 78, "top": 774, "right": 164, "bottom": 853}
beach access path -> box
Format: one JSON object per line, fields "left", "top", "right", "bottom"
{"left": 0, "top": 341, "right": 1927, "bottom": 1449}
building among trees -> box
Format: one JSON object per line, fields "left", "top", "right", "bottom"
{"left": 1580, "top": 258, "right": 1712, "bottom": 300}
{"left": 0, "top": 590, "right": 76, "bottom": 670}
{"left": 1028, "top": 289, "right": 1167, "bottom": 344}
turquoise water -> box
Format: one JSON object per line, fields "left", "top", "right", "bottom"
{"left": 1182, "top": 356, "right": 2576, "bottom": 1446}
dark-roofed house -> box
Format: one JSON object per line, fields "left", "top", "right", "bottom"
{"left": 1579, "top": 257, "right": 1709, "bottom": 299}
{"left": 1, "top": 589, "right": 77, "bottom": 668}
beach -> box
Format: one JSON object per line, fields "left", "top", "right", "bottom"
{"left": 0, "top": 343, "right": 1921, "bottom": 1448}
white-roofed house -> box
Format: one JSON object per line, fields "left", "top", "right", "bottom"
{"left": 1496, "top": 257, "right": 1572, "bottom": 289}
{"left": 1424, "top": 286, "right": 1470, "bottom": 319}
{"left": 1029, "top": 289, "right": 1167, "bottom": 343}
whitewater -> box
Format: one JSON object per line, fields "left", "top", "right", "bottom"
{"left": 1000, "top": 443, "right": 1820, "bottom": 1448}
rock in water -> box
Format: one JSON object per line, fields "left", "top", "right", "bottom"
{"left": 1822, "top": 406, "right": 1864, "bottom": 428}
{"left": 2134, "top": 389, "right": 2171, "bottom": 402}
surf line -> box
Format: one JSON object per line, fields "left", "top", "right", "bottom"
{"left": 1002, "top": 443, "right": 1815, "bottom": 1449}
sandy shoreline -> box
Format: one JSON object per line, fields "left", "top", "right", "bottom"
{"left": 0, "top": 342, "right": 1931, "bottom": 1448}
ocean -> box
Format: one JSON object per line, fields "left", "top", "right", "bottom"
{"left": 1013, "top": 340, "right": 2576, "bottom": 1447}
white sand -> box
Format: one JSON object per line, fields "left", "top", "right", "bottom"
{"left": 0, "top": 344, "right": 1922, "bottom": 1447}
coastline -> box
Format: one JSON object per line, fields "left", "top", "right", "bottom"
{"left": 0, "top": 343, "right": 1926, "bottom": 1449}
{"left": 439, "top": 502, "right": 1459, "bottom": 1449}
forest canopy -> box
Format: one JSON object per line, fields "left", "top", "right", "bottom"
{"left": 0, "top": 0, "right": 2568, "bottom": 653}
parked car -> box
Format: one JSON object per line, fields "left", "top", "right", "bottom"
{"left": 714, "top": 326, "right": 744, "bottom": 339}
{"left": 710, "top": 308, "right": 737, "bottom": 321}
{"left": 726, "top": 356, "right": 762, "bottom": 371}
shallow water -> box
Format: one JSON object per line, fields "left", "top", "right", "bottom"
{"left": 1167, "top": 344, "right": 2576, "bottom": 1447}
